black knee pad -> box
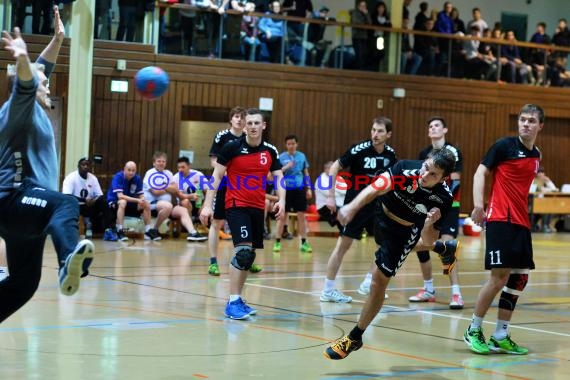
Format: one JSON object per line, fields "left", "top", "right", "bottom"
{"left": 231, "top": 245, "right": 256, "bottom": 271}
{"left": 417, "top": 250, "right": 430, "bottom": 263}
{"left": 498, "top": 273, "right": 528, "bottom": 311}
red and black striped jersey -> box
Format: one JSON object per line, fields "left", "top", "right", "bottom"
{"left": 482, "top": 136, "right": 540, "bottom": 228}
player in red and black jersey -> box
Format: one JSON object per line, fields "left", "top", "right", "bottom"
{"left": 411, "top": 116, "right": 465, "bottom": 309}
{"left": 323, "top": 149, "right": 457, "bottom": 360}
{"left": 319, "top": 117, "right": 397, "bottom": 303}
{"left": 464, "top": 104, "right": 544, "bottom": 356}
{"left": 200, "top": 108, "right": 286, "bottom": 320}
{"left": 206, "top": 106, "right": 250, "bottom": 276}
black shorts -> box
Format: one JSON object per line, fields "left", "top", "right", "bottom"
{"left": 213, "top": 187, "right": 227, "bottom": 220}
{"left": 285, "top": 188, "right": 307, "bottom": 212}
{"left": 373, "top": 206, "right": 422, "bottom": 278}
{"left": 485, "top": 222, "right": 535, "bottom": 270}
{"left": 438, "top": 206, "right": 460, "bottom": 237}
{"left": 317, "top": 206, "right": 342, "bottom": 230}
{"left": 226, "top": 207, "right": 264, "bottom": 249}
{"left": 109, "top": 201, "right": 143, "bottom": 218}
{"left": 341, "top": 202, "right": 375, "bottom": 240}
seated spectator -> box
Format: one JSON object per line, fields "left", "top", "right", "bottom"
{"left": 240, "top": 5, "right": 262, "bottom": 61}
{"left": 530, "top": 167, "right": 558, "bottom": 233}
{"left": 258, "top": 0, "right": 286, "bottom": 63}
{"left": 400, "top": 17, "right": 422, "bottom": 75}
{"left": 282, "top": 0, "right": 313, "bottom": 43}
{"left": 463, "top": 25, "right": 496, "bottom": 80}
{"left": 547, "top": 56, "right": 570, "bottom": 87}
{"left": 414, "top": 18, "right": 439, "bottom": 76}
{"left": 62, "top": 157, "right": 109, "bottom": 238}
{"left": 107, "top": 161, "right": 153, "bottom": 241}
{"left": 501, "top": 30, "right": 533, "bottom": 84}
{"left": 143, "top": 152, "right": 207, "bottom": 242}
{"left": 478, "top": 27, "right": 498, "bottom": 80}
{"left": 173, "top": 156, "right": 208, "bottom": 242}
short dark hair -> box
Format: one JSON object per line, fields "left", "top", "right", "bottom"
{"left": 245, "top": 107, "right": 266, "bottom": 121}
{"left": 427, "top": 116, "right": 446, "bottom": 128}
{"left": 472, "top": 7, "right": 480, "bottom": 13}
{"left": 177, "top": 156, "right": 190, "bottom": 165}
{"left": 427, "top": 149, "right": 456, "bottom": 177}
{"left": 372, "top": 116, "right": 393, "bottom": 132}
{"left": 519, "top": 104, "right": 545, "bottom": 123}
{"left": 77, "top": 157, "right": 90, "bottom": 167}
{"left": 285, "top": 134, "right": 298, "bottom": 142}
{"left": 537, "top": 22, "right": 546, "bottom": 29}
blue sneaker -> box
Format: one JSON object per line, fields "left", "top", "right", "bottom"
{"left": 103, "top": 228, "right": 118, "bottom": 241}
{"left": 59, "top": 240, "right": 94, "bottom": 296}
{"left": 224, "top": 298, "right": 251, "bottom": 320}
{"left": 242, "top": 300, "right": 257, "bottom": 315}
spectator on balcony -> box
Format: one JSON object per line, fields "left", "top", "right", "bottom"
{"left": 307, "top": 6, "right": 335, "bottom": 67}
{"left": 463, "top": 25, "right": 496, "bottom": 81}
{"left": 414, "top": 18, "right": 439, "bottom": 76}
{"left": 240, "top": 4, "right": 262, "bottom": 61}
{"left": 258, "top": 0, "right": 286, "bottom": 63}
{"left": 370, "top": 1, "right": 391, "bottom": 71}
{"left": 401, "top": 16, "right": 422, "bottom": 75}
{"left": 501, "top": 30, "right": 533, "bottom": 84}
{"left": 528, "top": 22, "right": 551, "bottom": 85}
{"left": 434, "top": 1, "right": 454, "bottom": 74}
{"left": 282, "top": 0, "right": 313, "bottom": 43}
{"left": 413, "top": 2, "right": 429, "bottom": 31}
{"left": 116, "top": 0, "right": 141, "bottom": 42}
{"left": 32, "top": 0, "right": 53, "bottom": 35}
{"left": 466, "top": 7, "right": 487, "bottom": 37}
{"left": 180, "top": 0, "right": 197, "bottom": 55}
{"left": 350, "top": 0, "right": 372, "bottom": 71}
{"left": 95, "top": 0, "right": 112, "bottom": 39}
{"left": 552, "top": 18, "right": 570, "bottom": 57}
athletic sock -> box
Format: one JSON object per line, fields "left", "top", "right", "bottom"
{"left": 470, "top": 314, "right": 483, "bottom": 330}
{"left": 229, "top": 294, "right": 241, "bottom": 302}
{"left": 493, "top": 319, "right": 509, "bottom": 340}
{"left": 324, "top": 279, "right": 335, "bottom": 292}
{"left": 424, "top": 279, "right": 435, "bottom": 293}
{"left": 451, "top": 284, "right": 461, "bottom": 296}
{"left": 349, "top": 325, "right": 365, "bottom": 341}
{"left": 210, "top": 257, "right": 218, "bottom": 265}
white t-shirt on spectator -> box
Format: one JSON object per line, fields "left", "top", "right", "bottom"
{"left": 62, "top": 171, "right": 103, "bottom": 201}
{"left": 315, "top": 172, "right": 346, "bottom": 209}
{"left": 143, "top": 168, "right": 176, "bottom": 207}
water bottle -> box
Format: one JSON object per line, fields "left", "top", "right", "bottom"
{"left": 195, "top": 189, "right": 203, "bottom": 208}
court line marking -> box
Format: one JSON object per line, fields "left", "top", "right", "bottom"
{"left": 242, "top": 282, "right": 570, "bottom": 338}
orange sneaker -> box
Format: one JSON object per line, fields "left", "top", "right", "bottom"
{"left": 219, "top": 230, "right": 232, "bottom": 240}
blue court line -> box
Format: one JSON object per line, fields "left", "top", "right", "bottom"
{"left": 321, "top": 358, "right": 558, "bottom": 379}
{"left": 0, "top": 318, "right": 206, "bottom": 333}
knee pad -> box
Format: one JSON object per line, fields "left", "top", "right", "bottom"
{"left": 498, "top": 271, "right": 529, "bottom": 311}
{"left": 416, "top": 250, "right": 430, "bottom": 263}
{"left": 231, "top": 245, "right": 256, "bottom": 271}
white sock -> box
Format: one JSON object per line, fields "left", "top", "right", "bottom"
{"left": 451, "top": 284, "right": 461, "bottom": 296}
{"left": 424, "top": 279, "right": 434, "bottom": 293}
{"left": 493, "top": 319, "right": 509, "bottom": 340}
{"left": 324, "top": 279, "right": 335, "bottom": 292}
{"left": 470, "top": 314, "right": 483, "bottom": 330}
{"left": 116, "top": 224, "right": 123, "bottom": 231}
{"left": 145, "top": 225, "right": 152, "bottom": 232}
{"left": 229, "top": 294, "right": 241, "bottom": 302}
{"left": 0, "top": 266, "right": 8, "bottom": 281}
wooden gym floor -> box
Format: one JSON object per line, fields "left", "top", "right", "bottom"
{"left": 1, "top": 222, "right": 569, "bottom": 379}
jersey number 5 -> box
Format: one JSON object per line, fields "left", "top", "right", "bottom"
{"left": 260, "top": 152, "right": 268, "bottom": 165}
